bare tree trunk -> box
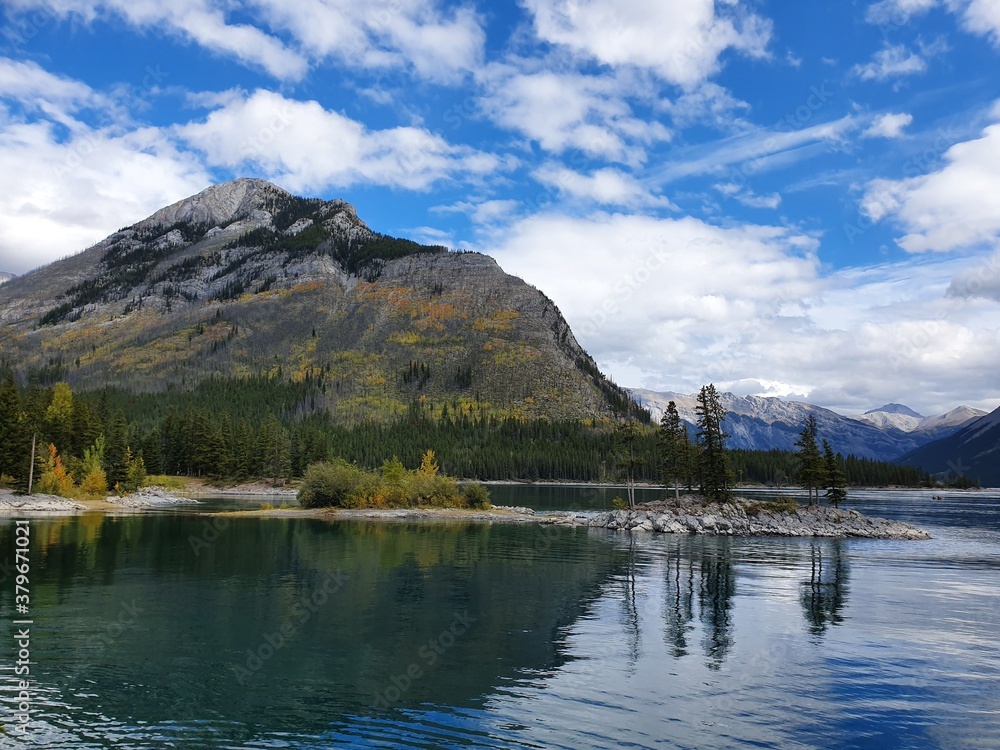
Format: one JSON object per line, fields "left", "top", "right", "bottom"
{"left": 27, "top": 432, "right": 37, "bottom": 495}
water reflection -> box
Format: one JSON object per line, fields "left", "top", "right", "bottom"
{"left": 801, "top": 540, "right": 850, "bottom": 636}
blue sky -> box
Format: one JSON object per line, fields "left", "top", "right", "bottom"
{"left": 1, "top": 0, "right": 999, "bottom": 415}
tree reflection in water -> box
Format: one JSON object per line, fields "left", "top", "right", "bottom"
{"left": 801, "top": 539, "right": 850, "bottom": 636}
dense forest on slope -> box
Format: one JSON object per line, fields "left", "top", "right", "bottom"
{"left": 0, "top": 374, "right": 933, "bottom": 491}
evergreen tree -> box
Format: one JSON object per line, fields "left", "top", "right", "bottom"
{"left": 658, "top": 401, "right": 689, "bottom": 505}
{"left": 614, "top": 419, "right": 645, "bottom": 509}
{"left": 795, "top": 415, "right": 826, "bottom": 505}
{"left": 104, "top": 410, "right": 130, "bottom": 488}
{"left": 261, "top": 415, "right": 291, "bottom": 482}
{"left": 0, "top": 373, "right": 24, "bottom": 481}
{"left": 823, "top": 440, "right": 848, "bottom": 507}
{"left": 695, "top": 384, "right": 730, "bottom": 501}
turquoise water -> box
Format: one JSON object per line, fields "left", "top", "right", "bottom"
{"left": 1, "top": 489, "right": 998, "bottom": 748}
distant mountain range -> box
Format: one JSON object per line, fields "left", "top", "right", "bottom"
{"left": 629, "top": 389, "right": 986, "bottom": 463}
{"left": 0, "top": 272, "right": 15, "bottom": 285}
{"left": 899, "top": 406, "right": 1000, "bottom": 486}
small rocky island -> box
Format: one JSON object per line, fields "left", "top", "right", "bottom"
{"left": 546, "top": 497, "right": 930, "bottom": 540}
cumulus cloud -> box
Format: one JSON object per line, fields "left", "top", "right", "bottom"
{"left": 867, "top": 0, "right": 1000, "bottom": 47}
{"left": 534, "top": 163, "right": 675, "bottom": 208}
{"left": 478, "top": 67, "right": 670, "bottom": 164}
{"left": 862, "top": 115, "right": 1000, "bottom": 252}
{"left": 177, "top": 89, "right": 506, "bottom": 192}
{"left": 714, "top": 183, "right": 782, "bottom": 209}
{"left": 249, "top": 0, "right": 485, "bottom": 83}
{"left": 484, "top": 212, "right": 1000, "bottom": 414}
{"left": 4, "top": 0, "right": 486, "bottom": 83}
{"left": 0, "top": 120, "right": 210, "bottom": 274}
{"left": 852, "top": 44, "right": 928, "bottom": 80}
{"left": 863, "top": 112, "right": 913, "bottom": 138}
{"left": 5, "top": 0, "right": 307, "bottom": 80}
{"left": 522, "top": 0, "right": 772, "bottom": 87}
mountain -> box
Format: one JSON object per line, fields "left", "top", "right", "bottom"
{"left": 0, "top": 179, "right": 639, "bottom": 423}
{"left": 898, "top": 407, "right": 1000, "bottom": 487}
{"left": 629, "top": 389, "right": 982, "bottom": 462}
{"left": 852, "top": 404, "right": 987, "bottom": 438}
{"left": 0, "top": 272, "right": 15, "bottom": 285}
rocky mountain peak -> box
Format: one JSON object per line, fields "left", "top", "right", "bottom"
{"left": 137, "top": 178, "right": 292, "bottom": 231}
{"left": 866, "top": 403, "right": 924, "bottom": 418}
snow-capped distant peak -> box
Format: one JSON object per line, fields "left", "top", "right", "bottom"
{"left": 865, "top": 403, "right": 925, "bottom": 419}
{"left": 0, "top": 272, "right": 15, "bottom": 285}
{"left": 852, "top": 411, "right": 922, "bottom": 433}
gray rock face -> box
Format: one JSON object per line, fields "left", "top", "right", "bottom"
{"left": 553, "top": 498, "right": 930, "bottom": 540}
{"left": 137, "top": 178, "right": 289, "bottom": 230}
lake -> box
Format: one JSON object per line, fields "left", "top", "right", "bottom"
{"left": 1, "top": 488, "right": 998, "bottom": 749}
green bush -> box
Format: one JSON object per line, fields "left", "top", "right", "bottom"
{"left": 462, "top": 482, "right": 491, "bottom": 509}
{"left": 299, "top": 460, "right": 363, "bottom": 508}
{"left": 298, "top": 456, "right": 472, "bottom": 509}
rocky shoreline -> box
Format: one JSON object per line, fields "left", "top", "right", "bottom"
{"left": 0, "top": 489, "right": 930, "bottom": 539}
{"left": 545, "top": 498, "right": 930, "bottom": 540}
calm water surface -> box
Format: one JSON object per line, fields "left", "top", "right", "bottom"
{"left": 1, "top": 488, "right": 998, "bottom": 749}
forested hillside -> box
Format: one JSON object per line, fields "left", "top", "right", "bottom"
{"left": 0, "top": 375, "right": 932, "bottom": 491}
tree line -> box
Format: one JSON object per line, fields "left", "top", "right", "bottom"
{"left": 0, "top": 375, "right": 933, "bottom": 494}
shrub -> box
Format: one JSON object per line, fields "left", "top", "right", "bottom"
{"left": 79, "top": 465, "right": 108, "bottom": 497}
{"left": 299, "top": 460, "right": 363, "bottom": 508}
{"left": 462, "top": 482, "right": 491, "bottom": 509}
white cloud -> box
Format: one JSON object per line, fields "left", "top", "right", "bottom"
{"left": 478, "top": 67, "right": 670, "bottom": 164}
{"left": 863, "top": 112, "right": 913, "bottom": 138}
{"left": 484, "top": 212, "right": 1000, "bottom": 414}
{"left": 6, "top": 0, "right": 487, "bottom": 83}
{"left": 862, "top": 115, "right": 1000, "bottom": 252}
{"left": 522, "top": 0, "right": 772, "bottom": 88}
{"left": 0, "top": 119, "right": 210, "bottom": 275}
{"left": 534, "top": 163, "right": 675, "bottom": 208}
{"left": 433, "top": 199, "right": 521, "bottom": 226}
{"left": 653, "top": 115, "right": 857, "bottom": 183}
{"left": 178, "top": 89, "right": 506, "bottom": 192}
{"left": 249, "top": 0, "right": 485, "bottom": 83}
{"left": 867, "top": 0, "right": 1000, "bottom": 47}
{"left": 712, "top": 182, "right": 782, "bottom": 208}
{"left": 6, "top": 0, "right": 307, "bottom": 80}
{"left": 852, "top": 44, "right": 927, "bottom": 81}
{"left": 661, "top": 82, "right": 752, "bottom": 131}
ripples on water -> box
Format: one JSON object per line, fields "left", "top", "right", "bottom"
{"left": 0, "top": 490, "right": 998, "bottom": 749}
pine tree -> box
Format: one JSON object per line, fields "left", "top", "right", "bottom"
{"left": 823, "top": 440, "right": 848, "bottom": 507}
{"left": 658, "top": 401, "right": 689, "bottom": 505}
{"left": 0, "top": 373, "right": 24, "bottom": 481}
{"left": 614, "top": 419, "right": 645, "bottom": 510}
{"left": 104, "top": 410, "right": 130, "bottom": 488}
{"left": 695, "top": 384, "right": 730, "bottom": 501}
{"left": 795, "top": 415, "right": 827, "bottom": 505}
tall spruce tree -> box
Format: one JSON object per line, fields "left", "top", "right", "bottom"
{"left": 823, "top": 440, "right": 848, "bottom": 507}
{"left": 695, "top": 384, "right": 730, "bottom": 501}
{"left": 658, "top": 401, "right": 689, "bottom": 505}
{"left": 614, "top": 419, "right": 645, "bottom": 510}
{"left": 0, "top": 373, "right": 23, "bottom": 480}
{"left": 795, "top": 415, "right": 826, "bottom": 505}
